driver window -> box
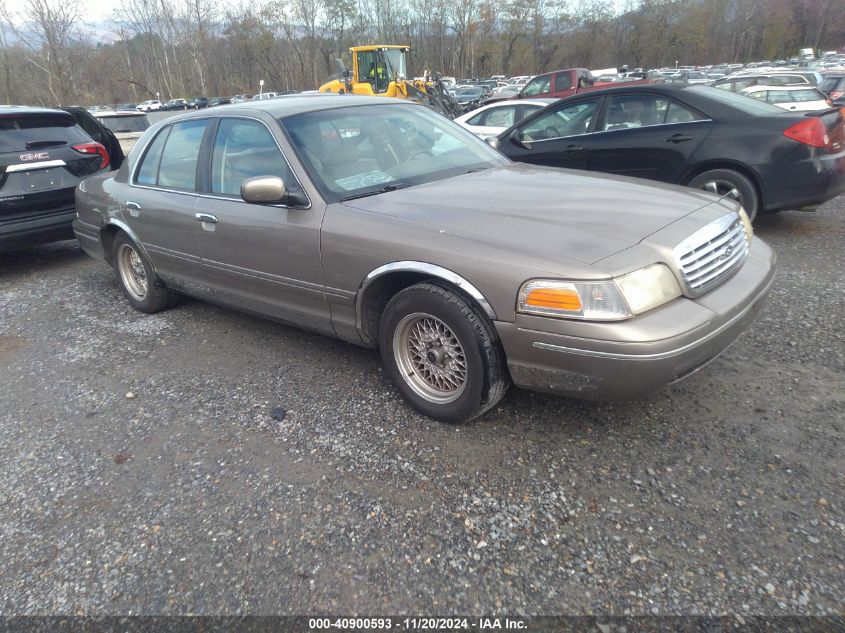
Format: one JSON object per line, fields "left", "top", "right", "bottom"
{"left": 210, "top": 118, "right": 289, "bottom": 197}
{"left": 521, "top": 75, "right": 551, "bottom": 96}
{"left": 520, "top": 99, "right": 598, "bottom": 141}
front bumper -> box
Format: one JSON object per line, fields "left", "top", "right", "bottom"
{"left": 496, "top": 239, "right": 776, "bottom": 400}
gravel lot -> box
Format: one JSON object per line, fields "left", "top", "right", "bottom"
{"left": 0, "top": 196, "right": 843, "bottom": 616}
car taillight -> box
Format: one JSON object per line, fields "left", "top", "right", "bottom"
{"left": 783, "top": 118, "right": 830, "bottom": 149}
{"left": 72, "top": 142, "right": 110, "bottom": 169}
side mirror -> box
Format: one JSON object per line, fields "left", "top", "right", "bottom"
{"left": 241, "top": 175, "right": 286, "bottom": 204}
{"left": 507, "top": 129, "right": 531, "bottom": 150}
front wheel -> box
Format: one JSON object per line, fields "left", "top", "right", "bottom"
{"left": 687, "top": 168, "right": 760, "bottom": 221}
{"left": 379, "top": 282, "right": 510, "bottom": 423}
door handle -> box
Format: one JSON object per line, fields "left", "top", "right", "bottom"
{"left": 666, "top": 134, "right": 693, "bottom": 143}
{"left": 564, "top": 144, "right": 584, "bottom": 152}
{"left": 195, "top": 212, "right": 218, "bottom": 224}
{"left": 125, "top": 201, "right": 141, "bottom": 211}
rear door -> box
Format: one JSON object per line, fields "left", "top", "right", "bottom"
{"left": 123, "top": 118, "right": 209, "bottom": 285}
{"left": 586, "top": 92, "right": 713, "bottom": 183}
{"left": 0, "top": 111, "right": 103, "bottom": 229}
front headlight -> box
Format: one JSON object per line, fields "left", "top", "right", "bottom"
{"left": 614, "top": 264, "right": 682, "bottom": 315}
{"left": 737, "top": 207, "right": 754, "bottom": 244}
{"left": 518, "top": 264, "right": 682, "bottom": 321}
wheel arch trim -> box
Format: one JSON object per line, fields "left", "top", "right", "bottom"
{"left": 355, "top": 261, "right": 497, "bottom": 332}
{"left": 101, "top": 219, "right": 156, "bottom": 271}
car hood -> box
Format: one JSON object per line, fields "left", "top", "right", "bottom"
{"left": 341, "top": 164, "right": 722, "bottom": 265}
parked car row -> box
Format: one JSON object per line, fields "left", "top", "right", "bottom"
{"left": 5, "top": 86, "right": 843, "bottom": 422}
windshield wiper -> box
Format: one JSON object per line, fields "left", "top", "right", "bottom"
{"left": 341, "top": 182, "right": 412, "bottom": 201}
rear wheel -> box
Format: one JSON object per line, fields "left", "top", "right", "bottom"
{"left": 379, "top": 282, "right": 510, "bottom": 423}
{"left": 113, "top": 233, "right": 176, "bottom": 313}
{"left": 687, "top": 169, "right": 760, "bottom": 221}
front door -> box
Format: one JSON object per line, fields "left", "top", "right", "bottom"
{"left": 192, "top": 117, "right": 332, "bottom": 333}
{"left": 504, "top": 97, "right": 602, "bottom": 171}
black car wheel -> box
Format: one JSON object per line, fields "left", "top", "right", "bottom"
{"left": 379, "top": 282, "right": 510, "bottom": 423}
{"left": 687, "top": 169, "right": 759, "bottom": 221}
{"left": 113, "top": 233, "right": 177, "bottom": 313}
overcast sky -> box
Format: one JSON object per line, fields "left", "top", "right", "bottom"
{"left": 4, "top": 0, "right": 129, "bottom": 22}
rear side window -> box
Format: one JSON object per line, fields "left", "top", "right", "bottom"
{"left": 766, "top": 75, "right": 807, "bottom": 86}
{"left": 135, "top": 127, "right": 169, "bottom": 186}
{"left": 0, "top": 114, "right": 88, "bottom": 152}
{"left": 819, "top": 77, "right": 845, "bottom": 93}
{"left": 554, "top": 73, "right": 572, "bottom": 92}
{"left": 135, "top": 119, "right": 208, "bottom": 190}
{"left": 791, "top": 89, "right": 826, "bottom": 102}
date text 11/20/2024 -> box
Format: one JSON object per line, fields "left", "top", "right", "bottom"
{"left": 308, "top": 618, "right": 527, "bottom": 630}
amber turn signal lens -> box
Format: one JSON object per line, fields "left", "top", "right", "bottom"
{"left": 524, "top": 287, "right": 583, "bottom": 311}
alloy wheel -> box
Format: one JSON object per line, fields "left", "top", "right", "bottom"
{"left": 117, "top": 243, "right": 148, "bottom": 301}
{"left": 392, "top": 312, "right": 468, "bottom": 404}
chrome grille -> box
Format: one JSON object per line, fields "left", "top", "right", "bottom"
{"left": 674, "top": 212, "right": 749, "bottom": 297}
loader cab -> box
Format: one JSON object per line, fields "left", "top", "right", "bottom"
{"left": 352, "top": 45, "right": 409, "bottom": 94}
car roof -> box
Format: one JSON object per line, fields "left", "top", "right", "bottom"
{"left": 561, "top": 84, "right": 692, "bottom": 97}
{"left": 0, "top": 104, "right": 71, "bottom": 117}
{"left": 93, "top": 110, "right": 147, "bottom": 117}
{"left": 742, "top": 85, "right": 820, "bottom": 91}
{"left": 231, "top": 94, "right": 412, "bottom": 115}
{"left": 153, "top": 94, "right": 417, "bottom": 122}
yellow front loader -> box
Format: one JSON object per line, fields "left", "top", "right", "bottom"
{"left": 319, "top": 45, "right": 461, "bottom": 118}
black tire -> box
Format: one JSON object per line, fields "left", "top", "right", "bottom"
{"left": 687, "top": 168, "right": 760, "bottom": 221}
{"left": 112, "top": 233, "right": 176, "bottom": 313}
{"left": 379, "top": 282, "right": 511, "bottom": 423}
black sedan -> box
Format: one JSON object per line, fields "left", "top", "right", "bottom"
{"left": 187, "top": 97, "right": 209, "bottom": 109}
{"left": 162, "top": 98, "right": 188, "bottom": 111}
{"left": 491, "top": 84, "right": 845, "bottom": 219}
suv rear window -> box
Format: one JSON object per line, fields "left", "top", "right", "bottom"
{"left": 0, "top": 113, "right": 88, "bottom": 152}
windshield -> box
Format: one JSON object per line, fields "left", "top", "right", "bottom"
{"left": 98, "top": 115, "right": 150, "bottom": 133}
{"left": 382, "top": 49, "right": 407, "bottom": 79}
{"left": 280, "top": 103, "right": 507, "bottom": 203}
{"left": 686, "top": 85, "right": 785, "bottom": 114}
